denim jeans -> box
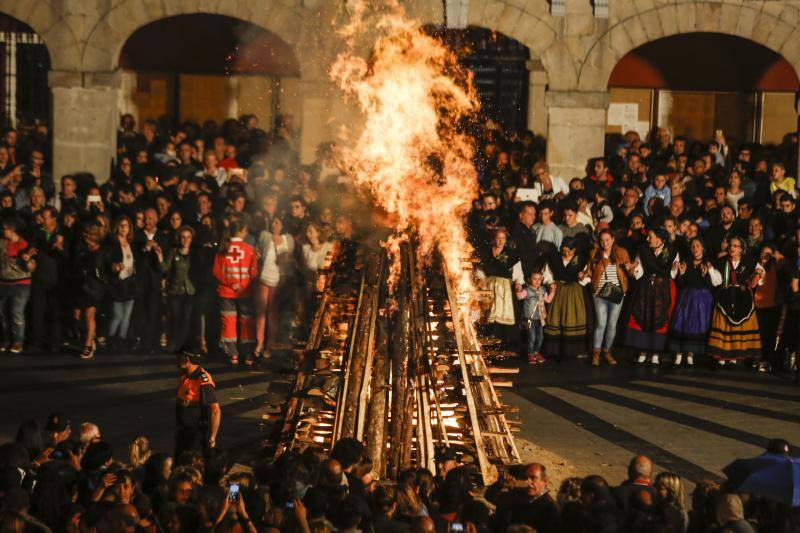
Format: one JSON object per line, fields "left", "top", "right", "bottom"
{"left": 108, "top": 299, "right": 135, "bottom": 340}
{"left": 0, "top": 283, "right": 30, "bottom": 345}
{"left": 167, "top": 294, "right": 195, "bottom": 352}
{"left": 593, "top": 296, "right": 623, "bottom": 350}
{"left": 527, "top": 319, "right": 544, "bottom": 354}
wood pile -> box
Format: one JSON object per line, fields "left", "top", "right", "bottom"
{"left": 274, "top": 240, "right": 520, "bottom": 485}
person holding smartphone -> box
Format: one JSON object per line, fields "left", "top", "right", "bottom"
{"left": 212, "top": 482, "right": 258, "bottom": 533}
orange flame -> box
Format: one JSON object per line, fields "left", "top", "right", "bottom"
{"left": 329, "top": 0, "right": 479, "bottom": 296}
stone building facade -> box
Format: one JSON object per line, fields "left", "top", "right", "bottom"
{"left": 3, "top": 0, "right": 800, "bottom": 181}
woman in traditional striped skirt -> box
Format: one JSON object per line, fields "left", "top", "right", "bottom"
{"left": 542, "top": 237, "right": 591, "bottom": 359}
{"left": 668, "top": 237, "right": 715, "bottom": 368}
{"left": 625, "top": 227, "right": 679, "bottom": 366}
{"left": 707, "top": 236, "right": 764, "bottom": 366}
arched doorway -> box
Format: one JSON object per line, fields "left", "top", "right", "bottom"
{"left": 427, "top": 26, "right": 531, "bottom": 133}
{"left": 607, "top": 33, "right": 800, "bottom": 147}
{"left": 119, "top": 13, "right": 300, "bottom": 129}
{"left": 0, "top": 12, "right": 50, "bottom": 129}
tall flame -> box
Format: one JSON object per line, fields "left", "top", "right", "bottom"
{"left": 330, "top": 0, "right": 479, "bottom": 295}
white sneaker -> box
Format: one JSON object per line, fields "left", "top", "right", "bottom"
{"left": 637, "top": 354, "right": 647, "bottom": 364}
{"left": 686, "top": 354, "right": 694, "bottom": 366}
{"left": 651, "top": 354, "right": 660, "bottom": 366}
{"left": 673, "top": 354, "right": 683, "bottom": 367}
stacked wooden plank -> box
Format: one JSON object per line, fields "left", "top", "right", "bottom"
{"left": 275, "top": 241, "right": 520, "bottom": 485}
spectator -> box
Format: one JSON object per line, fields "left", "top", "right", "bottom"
{"left": 614, "top": 455, "right": 656, "bottom": 513}
{"left": 74, "top": 222, "right": 107, "bottom": 359}
{"left": 713, "top": 494, "right": 757, "bottom": 533}
{"left": 105, "top": 215, "right": 140, "bottom": 350}
{"left": 653, "top": 471, "right": 689, "bottom": 532}
{"left": 254, "top": 216, "right": 295, "bottom": 359}
{"left": 542, "top": 237, "right": 590, "bottom": 360}
{"left": 588, "top": 228, "right": 630, "bottom": 366}
{"left": 0, "top": 215, "right": 34, "bottom": 353}
{"left": 161, "top": 225, "right": 199, "bottom": 352}
{"left": 492, "top": 463, "right": 559, "bottom": 533}
{"left": 515, "top": 270, "right": 553, "bottom": 365}
{"left": 668, "top": 237, "right": 715, "bottom": 368}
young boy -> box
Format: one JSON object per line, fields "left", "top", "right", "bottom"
{"left": 534, "top": 202, "right": 563, "bottom": 249}
{"left": 593, "top": 187, "right": 614, "bottom": 230}
{"left": 643, "top": 173, "right": 671, "bottom": 214}
{"left": 516, "top": 271, "right": 554, "bottom": 365}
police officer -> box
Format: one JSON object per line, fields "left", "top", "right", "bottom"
{"left": 175, "top": 349, "right": 221, "bottom": 456}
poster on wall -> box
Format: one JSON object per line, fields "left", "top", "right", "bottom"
{"left": 608, "top": 102, "right": 650, "bottom": 138}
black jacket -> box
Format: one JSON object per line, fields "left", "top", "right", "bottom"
{"left": 103, "top": 240, "right": 141, "bottom": 301}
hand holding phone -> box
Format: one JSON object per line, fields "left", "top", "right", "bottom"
{"left": 228, "top": 483, "right": 239, "bottom": 502}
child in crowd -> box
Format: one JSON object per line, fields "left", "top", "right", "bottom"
{"left": 643, "top": 173, "right": 671, "bottom": 214}
{"left": 516, "top": 271, "right": 554, "bottom": 365}
{"left": 593, "top": 187, "right": 614, "bottom": 230}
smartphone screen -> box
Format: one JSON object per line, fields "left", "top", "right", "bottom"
{"left": 451, "top": 524, "right": 464, "bottom": 532}
{"left": 228, "top": 483, "right": 239, "bottom": 501}
{"left": 285, "top": 501, "right": 295, "bottom": 509}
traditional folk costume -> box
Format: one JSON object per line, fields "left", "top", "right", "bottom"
{"left": 625, "top": 243, "right": 678, "bottom": 356}
{"left": 481, "top": 246, "right": 519, "bottom": 327}
{"left": 707, "top": 256, "right": 764, "bottom": 362}
{"left": 668, "top": 260, "right": 715, "bottom": 357}
{"left": 542, "top": 250, "right": 591, "bottom": 358}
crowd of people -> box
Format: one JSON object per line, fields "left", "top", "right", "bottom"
{"left": 1, "top": 412, "right": 797, "bottom": 532}
{"left": 1, "top": 110, "right": 800, "bottom": 374}
{"left": 473, "top": 124, "right": 800, "bottom": 371}
{"left": 1, "top": 106, "right": 800, "bottom": 530}
{"left": 0, "top": 113, "right": 348, "bottom": 365}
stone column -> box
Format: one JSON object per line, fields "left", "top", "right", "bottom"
{"left": 526, "top": 60, "right": 548, "bottom": 137}
{"left": 545, "top": 90, "right": 609, "bottom": 180}
{"left": 289, "top": 77, "right": 338, "bottom": 164}
{"left": 50, "top": 70, "right": 121, "bottom": 184}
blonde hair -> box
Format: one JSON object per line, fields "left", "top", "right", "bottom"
{"left": 532, "top": 160, "right": 549, "bottom": 175}
{"left": 172, "top": 465, "right": 203, "bottom": 485}
{"left": 227, "top": 472, "right": 253, "bottom": 492}
{"left": 79, "top": 422, "right": 100, "bottom": 446}
{"left": 129, "top": 436, "right": 152, "bottom": 469}
{"left": 395, "top": 482, "right": 422, "bottom": 518}
{"left": 655, "top": 472, "right": 686, "bottom": 511}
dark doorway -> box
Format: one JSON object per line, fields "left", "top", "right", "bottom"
{"left": 429, "top": 26, "right": 530, "bottom": 133}
{"left": 0, "top": 12, "right": 50, "bottom": 129}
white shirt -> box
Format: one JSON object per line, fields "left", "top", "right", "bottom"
{"left": 119, "top": 242, "right": 135, "bottom": 280}
{"left": 261, "top": 236, "right": 291, "bottom": 286}
{"left": 303, "top": 242, "right": 333, "bottom": 273}
{"left": 632, "top": 251, "right": 681, "bottom": 279}
{"left": 542, "top": 258, "right": 591, "bottom": 286}
{"left": 531, "top": 175, "right": 569, "bottom": 202}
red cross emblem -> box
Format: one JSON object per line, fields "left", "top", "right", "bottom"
{"left": 229, "top": 244, "right": 245, "bottom": 264}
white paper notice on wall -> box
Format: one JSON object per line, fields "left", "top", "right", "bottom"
{"left": 607, "top": 103, "right": 625, "bottom": 125}
{"left": 608, "top": 102, "right": 639, "bottom": 133}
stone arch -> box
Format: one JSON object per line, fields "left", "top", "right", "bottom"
{"left": 466, "top": 0, "right": 577, "bottom": 88}
{"left": 580, "top": 1, "right": 800, "bottom": 91}
{"left": 0, "top": 0, "right": 80, "bottom": 70}
{"left": 81, "top": 0, "right": 307, "bottom": 73}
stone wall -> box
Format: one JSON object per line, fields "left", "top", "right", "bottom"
{"left": 3, "top": 0, "right": 800, "bottom": 181}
